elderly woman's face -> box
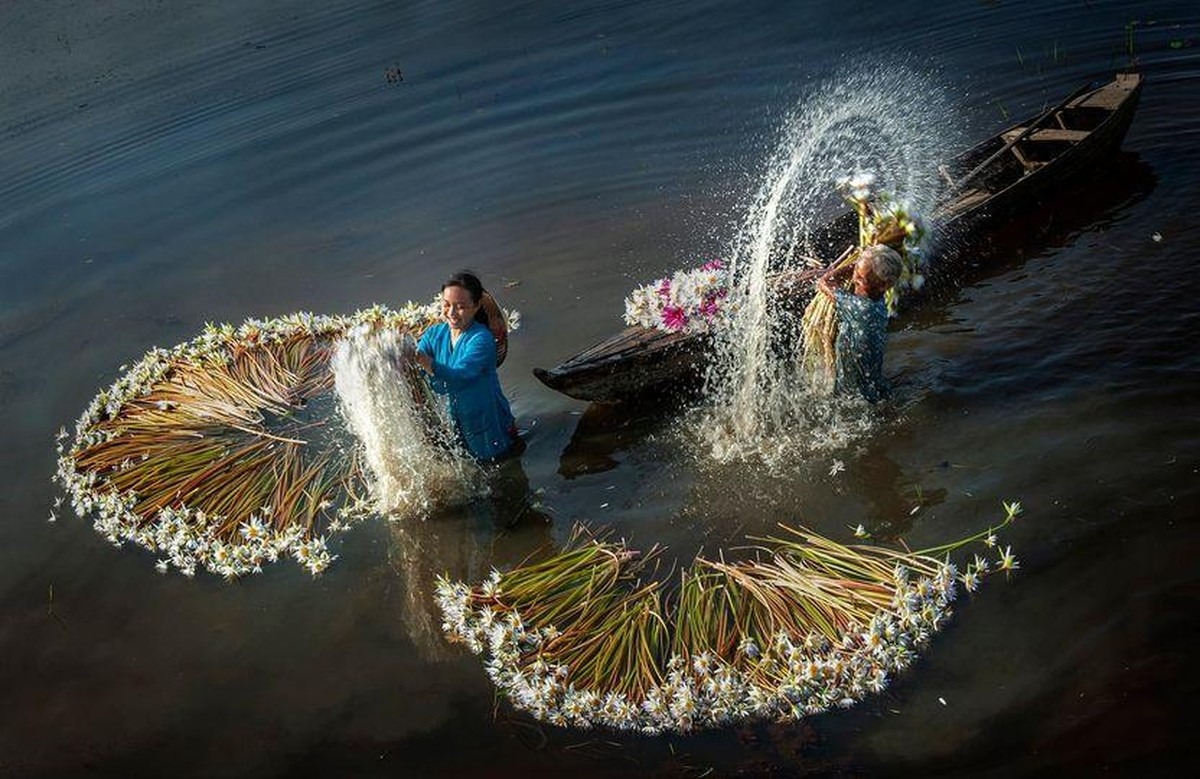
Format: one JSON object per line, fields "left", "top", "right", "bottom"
{"left": 852, "top": 259, "right": 890, "bottom": 299}
{"left": 852, "top": 261, "right": 877, "bottom": 297}
{"left": 441, "top": 285, "right": 480, "bottom": 331}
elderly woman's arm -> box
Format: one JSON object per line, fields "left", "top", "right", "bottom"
{"left": 817, "top": 259, "right": 856, "bottom": 301}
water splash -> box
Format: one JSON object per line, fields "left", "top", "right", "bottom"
{"left": 331, "top": 326, "right": 480, "bottom": 516}
{"left": 701, "top": 65, "right": 962, "bottom": 467}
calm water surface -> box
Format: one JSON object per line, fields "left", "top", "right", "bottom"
{"left": 3, "top": 1, "right": 1198, "bottom": 776}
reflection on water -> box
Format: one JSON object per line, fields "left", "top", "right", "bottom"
{"left": 386, "top": 456, "right": 552, "bottom": 662}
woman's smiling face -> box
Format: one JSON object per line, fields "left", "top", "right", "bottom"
{"left": 441, "top": 284, "right": 480, "bottom": 332}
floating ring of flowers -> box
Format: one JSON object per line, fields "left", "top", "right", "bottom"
{"left": 53, "top": 303, "right": 443, "bottom": 578}
{"left": 436, "top": 505, "right": 1021, "bottom": 734}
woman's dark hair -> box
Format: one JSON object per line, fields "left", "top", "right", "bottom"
{"left": 442, "top": 271, "right": 489, "bottom": 325}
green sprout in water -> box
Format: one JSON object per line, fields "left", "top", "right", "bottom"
{"left": 1125, "top": 20, "right": 1140, "bottom": 61}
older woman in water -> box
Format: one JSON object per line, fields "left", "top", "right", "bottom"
{"left": 414, "top": 272, "right": 518, "bottom": 460}
{"left": 816, "top": 244, "right": 903, "bottom": 402}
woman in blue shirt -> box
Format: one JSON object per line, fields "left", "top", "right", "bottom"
{"left": 415, "top": 272, "right": 517, "bottom": 460}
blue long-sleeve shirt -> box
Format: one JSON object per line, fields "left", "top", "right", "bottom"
{"left": 418, "top": 321, "right": 515, "bottom": 459}
{"left": 834, "top": 290, "right": 890, "bottom": 402}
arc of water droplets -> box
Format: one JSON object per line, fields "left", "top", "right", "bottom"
{"left": 703, "top": 65, "right": 963, "bottom": 467}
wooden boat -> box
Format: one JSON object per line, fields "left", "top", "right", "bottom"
{"left": 534, "top": 73, "right": 1144, "bottom": 403}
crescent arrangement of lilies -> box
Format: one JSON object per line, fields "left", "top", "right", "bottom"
{"left": 435, "top": 504, "right": 1020, "bottom": 734}
{"left": 53, "top": 302, "right": 448, "bottom": 578}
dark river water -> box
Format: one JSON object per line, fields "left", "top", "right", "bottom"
{"left": 3, "top": 1, "right": 1198, "bottom": 776}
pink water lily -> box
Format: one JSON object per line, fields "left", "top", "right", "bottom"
{"left": 624, "top": 260, "right": 731, "bottom": 334}
{"left": 661, "top": 305, "right": 688, "bottom": 331}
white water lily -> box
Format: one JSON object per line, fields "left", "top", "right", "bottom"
{"left": 623, "top": 261, "right": 730, "bottom": 334}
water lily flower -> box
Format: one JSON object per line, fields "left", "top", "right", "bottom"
{"left": 661, "top": 306, "right": 688, "bottom": 331}
{"left": 997, "top": 546, "right": 1020, "bottom": 574}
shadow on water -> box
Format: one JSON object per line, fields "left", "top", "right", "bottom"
{"left": 385, "top": 455, "right": 553, "bottom": 663}
{"left": 848, "top": 444, "right": 949, "bottom": 540}
{"left": 893, "top": 151, "right": 1159, "bottom": 402}
{"left": 556, "top": 401, "right": 679, "bottom": 480}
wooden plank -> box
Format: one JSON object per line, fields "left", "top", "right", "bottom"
{"left": 1070, "top": 89, "right": 1126, "bottom": 110}
{"left": 1002, "top": 127, "right": 1090, "bottom": 143}
{"left": 946, "top": 82, "right": 1092, "bottom": 195}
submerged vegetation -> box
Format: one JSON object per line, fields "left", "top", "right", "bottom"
{"left": 438, "top": 502, "right": 1022, "bottom": 733}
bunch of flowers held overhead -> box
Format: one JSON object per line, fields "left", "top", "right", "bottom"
{"left": 437, "top": 502, "right": 1023, "bottom": 734}
{"left": 836, "top": 172, "right": 928, "bottom": 316}
{"left": 623, "top": 260, "right": 731, "bottom": 334}
{"left": 53, "top": 299, "right": 519, "bottom": 579}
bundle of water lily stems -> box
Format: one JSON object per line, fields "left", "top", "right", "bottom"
{"left": 54, "top": 303, "right": 441, "bottom": 578}
{"left": 799, "top": 175, "right": 925, "bottom": 392}
{"left": 437, "top": 501, "right": 1021, "bottom": 733}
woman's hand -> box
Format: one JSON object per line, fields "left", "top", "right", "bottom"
{"left": 415, "top": 351, "right": 433, "bottom": 374}
{"left": 817, "top": 261, "right": 853, "bottom": 301}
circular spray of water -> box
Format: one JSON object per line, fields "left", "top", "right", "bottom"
{"left": 700, "top": 65, "right": 964, "bottom": 467}
{"left": 331, "top": 325, "right": 481, "bottom": 517}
